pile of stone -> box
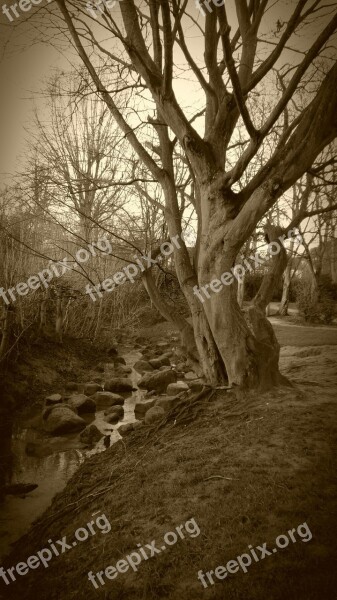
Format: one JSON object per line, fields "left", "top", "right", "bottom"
{"left": 115, "top": 336, "right": 205, "bottom": 439}
{"left": 39, "top": 336, "right": 205, "bottom": 445}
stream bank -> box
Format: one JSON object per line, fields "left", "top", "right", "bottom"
{"left": 2, "top": 344, "right": 337, "bottom": 600}
{"left": 0, "top": 326, "right": 199, "bottom": 561}
{"left": 0, "top": 346, "right": 144, "bottom": 558}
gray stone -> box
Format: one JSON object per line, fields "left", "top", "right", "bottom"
{"left": 134, "top": 399, "right": 156, "bottom": 418}
{"left": 166, "top": 381, "right": 189, "bottom": 396}
{"left": 84, "top": 382, "right": 103, "bottom": 396}
{"left": 118, "top": 423, "right": 134, "bottom": 437}
{"left": 189, "top": 379, "right": 205, "bottom": 392}
{"left": 115, "top": 365, "right": 132, "bottom": 375}
{"left": 42, "top": 403, "right": 75, "bottom": 420}
{"left": 134, "top": 360, "right": 154, "bottom": 375}
{"left": 68, "top": 394, "right": 96, "bottom": 414}
{"left": 104, "top": 378, "right": 133, "bottom": 393}
{"left": 149, "top": 354, "right": 171, "bottom": 369}
{"left": 44, "top": 405, "right": 86, "bottom": 435}
{"left": 135, "top": 336, "right": 148, "bottom": 344}
{"left": 144, "top": 406, "right": 165, "bottom": 425}
{"left": 105, "top": 405, "right": 124, "bottom": 423}
{"left": 133, "top": 420, "right": 144, "bottom": 430}
{"left": 104, "top": 404, "right": 124, "bottom": 417}
{"left": 107, "top": 346, "right": 118, "bottom": 356}
{"left": 184, "top": 371, "right": 198, "bottom": 381}
{"left": 156, "top": 341, "right": 170, "bottom": 350}
{"left": 105, "top": 413, "right": 123, "bottom": 424}
{"left": 139, "top": 369, "right": 177, "bottom": 393}
{"left": 114, "top": 356, "right": 126, "bottom": 365}
{"left": 105, "top": 362, "right": 117, "bottom": 371}
{"left": 45, "top": 393, "right": 63, "bottom": 406}
{"left": 92, "top": 391, "right": 125, "bottom": 406}
{"left": 79, "top": 424, "right": 103, "bottom": 446}
{"left": 155, "top": 395, "right": 182, "bottom": 412}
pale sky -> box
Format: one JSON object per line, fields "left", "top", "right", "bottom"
{"left": 0, "top": 0, "right": 335, "bottom": 183}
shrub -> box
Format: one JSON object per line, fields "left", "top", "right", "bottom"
{"left": 317, "top": 275, "right": 337, "bottom": 324}
{"left": 295, "top": 275, "right": 337, "bottom": 324}
{"left": 244, "top": 271, "right": 283, "bottom": 301}
{"left": 295, "top": 278, "right": 319, "bottom": 322}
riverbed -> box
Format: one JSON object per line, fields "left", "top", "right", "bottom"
{"left": 0, "top": 347, "right": 142, "bottom": 558}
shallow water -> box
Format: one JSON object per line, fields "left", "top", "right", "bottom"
{"left": 0, "top": 347, "right": 142, "bottom": 559}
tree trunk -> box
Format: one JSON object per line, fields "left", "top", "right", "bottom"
{"left": 93, "top": 296, "right": 103, "bottom": 342}
{"left": 197, "top": 201, "right": 289, "bottom": 389}
{"left": 279, "top": 262, "right": 292, "bottom": 316}
{"left": 237, "top": 272, "right": 245, "bottom": 308}
{"left": 279, "top": 238, "right": 296, "bottom": 316}
{"left": 309, "top": 271, "right": 320, "bottom": 306}
{"left": 39, "top": 290, "right": 49, "bottom": 336}
{"left": 330, "top": 237, "right": 337, "bottom": 284}
{"left": 55, "top": 291, "right": 66, "bottom": 343}
{"left": 0, "top": 305, "right": 16, "bottom": 361}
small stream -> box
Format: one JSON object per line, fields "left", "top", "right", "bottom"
{"left": 0, "top": 347, "right": 142, "bottom": 559}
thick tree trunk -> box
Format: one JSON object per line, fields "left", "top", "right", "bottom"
{"left": 190, "top": 305, "right": 227, "bottom": 384}
{"left": 197, "top": 192, "right": 288, "bottom": 389}
{"left": 197, "top": 218, "right": 263, "bottom": 388}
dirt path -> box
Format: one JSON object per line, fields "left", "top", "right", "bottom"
{"left": 142, "top": 318, "right": 337, "bottom": 348}
{"left": 271, "top": 320, "right": 337, "bottom": 347}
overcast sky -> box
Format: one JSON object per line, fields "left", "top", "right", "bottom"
{"left": 0, "top": 1, "right": 333, "bottom": 184}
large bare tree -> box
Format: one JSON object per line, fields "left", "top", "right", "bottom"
{"left": 50, "top": 0, "right": 337, "bottom": 389}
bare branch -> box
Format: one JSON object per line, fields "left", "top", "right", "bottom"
{"left": 218, "top": 10, "right": 258, "bottom": 139}
{"left": 55, "top": 0, "right": 164, "bottom": 182}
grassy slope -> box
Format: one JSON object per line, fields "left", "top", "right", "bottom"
{"left": 2, "top": 345, "right": 337, "bottom": 600}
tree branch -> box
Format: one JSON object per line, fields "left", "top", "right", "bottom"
{"left": 218, "top": 11, "right": 258, "bottom": 139}
{"left": 55, "top": 0, "right": 164, "bottom": 182}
